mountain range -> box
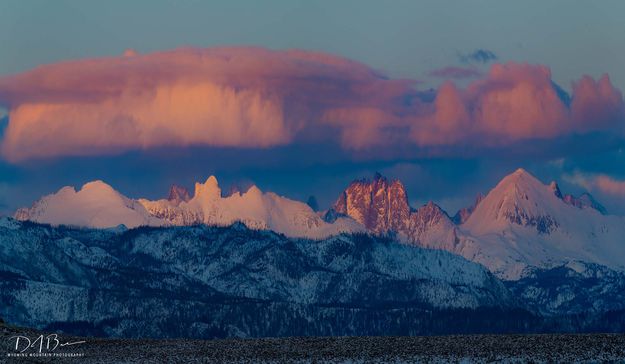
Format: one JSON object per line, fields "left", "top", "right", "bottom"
{"left": 14, "top": 168, "right": 625, "bottom": 280}
{"left": 4, "top": 167, "right": 625, "bottom": 337}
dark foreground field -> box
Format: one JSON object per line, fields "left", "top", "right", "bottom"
{"left": 2, "top": 323, "right": 625, "bottom": 363}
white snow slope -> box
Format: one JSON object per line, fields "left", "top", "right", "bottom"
{"left": 13, "top": 181, "right": 161, "bottom": 228}
{"left": 454, "top": 169, "right": 625, "bottom": 279}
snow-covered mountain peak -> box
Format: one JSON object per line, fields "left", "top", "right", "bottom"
{"left": 80, "top": 179, "right": 116, "bottom": 192}
{"left": 48, "top": 180, "right": 127, "bottom": 206}
{"left": 244, "top": 185, "right": 263, "bottom": 197}
{"left": 458, "top": 169, "right": 625, "bottom": 279}
{"left": 492, "top": 169, "right": 539, "bottom": 200}
{"left": 14, "top": 180, "right": 161, "bottom": 228}
{"left": 488, "top": 168, "right": 549, "bottom": 204}
{"left": 463, "top": 168, "right": 561, "bottom": 234}
{"left": 512, "top": 167, "right": 526, "bottom": 175}
{"left": 71, "top": 180, "right": 134, "bottom": 205}
{"left": 500, "top": 168, "right": 541, "bottom": 188}
{"left": 412, "top": 201, "right": 455, "bottom": 232}
{"left": 193, "top": 175, "right": 221, "bottom": 200}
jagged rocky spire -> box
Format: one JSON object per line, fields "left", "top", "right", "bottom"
{"left": 167, "top": 184, "right": 191, "bottom": 204}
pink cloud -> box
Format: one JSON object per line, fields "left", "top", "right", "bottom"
{"left": 410, "top": 63, "right": 625, "bottom": 146}
{"left": 321, "top": 107, "right": 401, "bottom": 149}
{"left": 0, "top": 48, "right": 623, "bottom": 161}
{"left": 411, "top": 82, "right": 470, "bottom": 145}
{"left": 567, "top": 173, "right": 625, "bottom": 197}
{"left": 468, "top": 63, "right": 569, "bottom": 139}
{"left": 593, "top": 175, "right": 625, "bottom": 196}
{"left": 0, "top": 47, "right": 413, "bottom": 160}
{"left": 571, "top": 74, "right": 625, "bottom": 131}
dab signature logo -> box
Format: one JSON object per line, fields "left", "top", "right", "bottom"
{"left": 7, "top": 334, "right": 86, "bottom": 358}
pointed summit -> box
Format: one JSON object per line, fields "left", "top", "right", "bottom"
{"left": 194, "top": 176, "right": 221, "bottom": 200}
{"left": 416, "top": 201, "right": 451, "bottom": 223}
{"left": 243, "top": 185, "right": 263, "bottom": 197}
{"left": 330, "top": 173, "right": 457, "bottom": 249}
{"left": 463, "top": 168, "right": 560, "bottom": 234}
{"left": 504, "top": 168, "right": 539, "bottom": 184}
{"left": 492, "top": 168, "right": 546, "bottom": 195}
{"left": 167, "top": 184, "right": 191, "bottom": 205}
{"left": 549, "top": 181, "right": 563, "bottom": 199}
{"left": 407, "top": 201, "right": 457, "bottom": 248}
{"left": 514, "top": 167, "right": 528, "bottom": 174}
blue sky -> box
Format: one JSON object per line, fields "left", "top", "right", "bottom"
{"left": 0, "top": 0, "right": 624, "bottom": 215}
{"left": 1, "top": 0, "right": 624, "bottom": 89}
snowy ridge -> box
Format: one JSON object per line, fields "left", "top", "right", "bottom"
{"left": 463, "top": 169, "right": 563, "bottom": 234}
{"left": 458, "top": 169, "right": 625, "bottom": 279}
{"left": 139, "top": 176, "right": 364, "bottom": 238}
{"left": 13, "top": 181, "right": 161, "bottom": 228}
{"left": 15, "top": 176, "right": 362, "bottom": 239}
{"left": 329, "top": 169, "right": 625, "bottom": 280}
{"left": 0, "top": 218, "right": 517, "bottom": 336}
{"left": 507, "top": 260, "right": 625, "bottom": 315}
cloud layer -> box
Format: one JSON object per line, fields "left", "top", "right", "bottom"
{"left": 0, "top": 47, "right": 623, "bottom": 161}
{"left": 569, "top": 173, "right": 625, "bottom": 197}
{"left": 411, "top": 64, "right": 624, "bottom": 146}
